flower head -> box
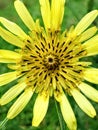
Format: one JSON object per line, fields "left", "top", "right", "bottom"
{"left": 0, "top": 0, "right": 98, "bottom": 130}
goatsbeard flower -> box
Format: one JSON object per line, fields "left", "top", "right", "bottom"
{"left": 0, "top": 0, "right": 98, "bottom": 130}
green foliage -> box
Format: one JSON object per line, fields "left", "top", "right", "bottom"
{"left": 0, "top": 0, "right": 98, "bottom": 130}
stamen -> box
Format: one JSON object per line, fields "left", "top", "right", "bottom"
{"left": 41, "top": 42, "right": 45, "bottom": 49}
{"left": 35, "top": 45, "right": 40, "bottom": 50}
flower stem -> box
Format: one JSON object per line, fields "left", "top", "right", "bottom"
{"left": 54, "top": 100, "right": 66, "bottom": 130}
{"left": 0, "top": 118, "right": 8, "bottom": 129}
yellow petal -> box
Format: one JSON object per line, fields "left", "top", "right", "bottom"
{"left": 7, "top": 64, "right": 20, "bottom": 70}
{"left": 71, "top": 88, "right": 96, "bottom": 118}
{"left": 85, "top": 44, "right": 98, "bottom": 56}
{"left": 54, "top": 90, "right": 62, "bottom": 102}
{"left": 0, "top": 71, "right": 18, "bottom": 87}
{"left": 51, "top": 0, "right": 65, "bottom": 30}
{"left": 0, "top": 82, "right": 26, "bottom": 105}
{"left": 7, "top": 87, "right": 33, "bottom": 119}
{"left": 0, "top": 50, "right": 21, "bottom": 60}
{"left": 52, "top": 75, "right": 56, "bottom": 89}
{"left": 14, "top": 0, "right": 35, "bottom": 31}
{"left": 79, "top": 26, "right": 97, "bottom": 42}
{"left": 0, "top": 27, "right": 24, "bottom": 48}
{"left": 74, "top": 10, "right": 98, "bottom": 35}
{"left": 0, "top": 59, "right": 17, "bottom": 63}
{"left": 82, "top": 35, "right": 98, "bottom": 56}
{"left": 83, "top": 68, "right": 98, "bottom": 84}
{"left": 83, "top": 35, "right": 98, "bottom": 47}
{"left": 32, "top": 91, "right": 49, "bottom": 126}
{"left": 60, "top": 93, "right": 77, "bottom": 130}
{"left": 58, "top": 76, "right": 67, "bottom": 89}
{"left": 0, "top": 17, "right": 27, "bottom": 38}
{"left": 39, "top": 0, "right": 51, "bottom": 30}
{"left": 78, "top": 82, "right": 98, "bottom": 102}
{"left": 0, "top": 50, "right": 21, "bottom": 63}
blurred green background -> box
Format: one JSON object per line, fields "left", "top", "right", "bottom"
{"left": 0, "top": 0, "right": 98, "bottom": 130}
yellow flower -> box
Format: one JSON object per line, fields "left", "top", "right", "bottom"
{"left": 0, "top": 0, "right": 98, "bottom": 130}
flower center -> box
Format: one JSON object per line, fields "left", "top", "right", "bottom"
{"left": 43, "top": 54, "right": 60, "bottom": 70}
{"left": 16, "top": 29, "right": 90, "bottom": 95}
